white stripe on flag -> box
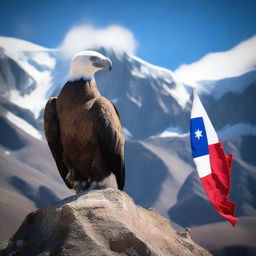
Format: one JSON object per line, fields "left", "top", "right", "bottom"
{"left": 194, "top": 154, "right": 211, "bottom": 178}
{"left": 191, "top": 93, "right": 218, "bottom": 145}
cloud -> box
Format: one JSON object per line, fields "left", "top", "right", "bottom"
{"left": 174, "top": 35, "right": 256, "bottom": 85}
{"left": 60, "top": 24, "right": 138, "bottom": 58}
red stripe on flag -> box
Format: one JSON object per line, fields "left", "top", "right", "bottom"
{"left": 200, "top": 142, "right": 238, "bottom": 226}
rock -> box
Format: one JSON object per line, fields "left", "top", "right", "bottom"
{"left": 1, "top": 189, "right": 212, "bottom": 256}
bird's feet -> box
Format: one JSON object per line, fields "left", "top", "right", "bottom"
{"left": 73, "top": 181, "right": 89, "bottom": 193}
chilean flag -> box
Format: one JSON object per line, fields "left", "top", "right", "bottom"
{"left": 190, "top": 90, "right": 237, "bottom": 226}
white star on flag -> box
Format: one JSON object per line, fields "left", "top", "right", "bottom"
{"left": 194, "top": 129, "right": 203, "bottom": 140}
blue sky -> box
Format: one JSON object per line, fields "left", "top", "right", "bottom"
{"left": 0, "top": 0, "right": 256, "bottom": 70}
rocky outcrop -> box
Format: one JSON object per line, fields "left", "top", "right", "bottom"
{"left": 1, "top": 189, "right": 211, "bottom": 256}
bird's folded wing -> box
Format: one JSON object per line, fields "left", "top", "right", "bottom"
{"left": 93, "top": 98, "right": 125, "bottom": 190}
{"left": 44, "top": 97, "right": 72, "bottom": 188}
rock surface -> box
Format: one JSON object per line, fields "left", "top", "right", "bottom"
{"left": 1, "top": 189, "right": 211, "bottom": 256}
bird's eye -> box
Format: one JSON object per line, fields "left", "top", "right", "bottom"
{"left": 90, "top": 56, "right": 96, "bottom": 62}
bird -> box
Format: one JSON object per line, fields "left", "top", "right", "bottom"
{"left": 44, "top": 51, "right": 125, "bottom": 193}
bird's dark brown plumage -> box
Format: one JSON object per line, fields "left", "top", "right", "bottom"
{"left": 44, "top": 79, "right": 125, "bottom": 191}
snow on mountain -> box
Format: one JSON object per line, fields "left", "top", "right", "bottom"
{"left": 174, "top": 35, "right": 256, "bottom": 98}
{"left": 200, "top": 70, "right": 256, "bottom": 99}
{"left": 130, "top": 54, "right": 175, "bottom": 82}
{"left": 5, "top": 111, "right": 42, "bottom": 140}
{"left": 0, "top": 37, "right": 57, "bottom": 118}
{"left": 0, "top": 37, "right": 50, "bottom": 54}
{"left": 157, "top": 126, "right": 188, "bottom": 138}
{"left": 129, "top": 55, "right": 190, "bottom": 108}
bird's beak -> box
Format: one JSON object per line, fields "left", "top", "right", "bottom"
{"left": 93, "top": 57, "right": 112, "bottom": 71}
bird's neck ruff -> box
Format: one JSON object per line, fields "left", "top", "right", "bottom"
{"left": 69, "top": 74, "right": 95, "bottom": 82}
{"left": 69, "top": 61, "right": 96, "bottom": 82}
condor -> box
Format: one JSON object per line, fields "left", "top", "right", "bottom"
{"left": 44, "top": 51, "right": 125, "bottom": 192}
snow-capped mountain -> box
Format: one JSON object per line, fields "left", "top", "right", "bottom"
{"left": 0, "top": 37, "right": 57, "bottom": 118}
{"left": 1, "top": 36, "right": 255, "bottom": 139}
{"left": 0, "top": 36, "right": 256, "bottom": 245}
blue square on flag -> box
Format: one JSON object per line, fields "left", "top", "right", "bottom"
{"left": 190, "top": 117, "right": 209, "bottom": 158}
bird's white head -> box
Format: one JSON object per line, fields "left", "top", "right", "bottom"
{"left": 69, "top": 51, "right": 112, "bottom": 81}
